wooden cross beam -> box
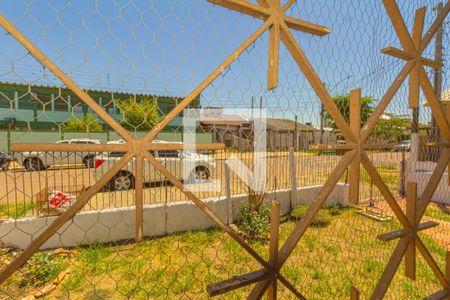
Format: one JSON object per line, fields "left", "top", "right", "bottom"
{"left": 377, "top": 182, "right": 439, "bottom": 280}
{"left": 372, "top": 182, "right": 450, "bottom": 299}
{"left": 0, "top": 10, "right": 278, "bottom": 286}
{"left": 206, "top": 201, "right": 305, "bottom": 299}
{"left": 381, "top": 2, "right": 440, "bottom": 109}
{"left": 208, "top": 0, "right": 330, "bottom": 90}
{"left": 348, "top": 89, "right": 361, "bottom": 204}
{"left": 424, "top": 251, "right": 450, "bottom": 300}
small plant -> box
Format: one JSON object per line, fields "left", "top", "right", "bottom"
{"left": 21, "top": 251, "right": 67, "bottom": 287}
{"left": 238, "top": 199, "right": 271, "bottom": 240}
{"left": 290, "top": 204, "right": 331, "bottom": 227}
{"left": 327, "top": 203, "right": 346, "bottom": 216}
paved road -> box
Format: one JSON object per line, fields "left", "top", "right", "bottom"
{"left": 0, "top": 151, "right": 407, "bottom": 217}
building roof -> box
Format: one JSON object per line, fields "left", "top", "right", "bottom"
{"left": 261, "top": 118, "right": 318, "bottom": 132}
{"left": 199, "top": 107, "right": 251, "bottom": 127}
{"left": 0, "top": 81, "right": 186, "bottom": 100}
{"left": 422, "top": 88, "right": 450, "bottom": 106}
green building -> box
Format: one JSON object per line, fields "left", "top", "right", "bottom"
{"left": 0, "top": 82, "right": 199, "bottom": 132}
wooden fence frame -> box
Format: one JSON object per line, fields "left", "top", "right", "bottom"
{"left": 0, "top": 0, "right": 448, "bottom": 299}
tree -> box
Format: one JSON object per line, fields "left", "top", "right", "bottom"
{"left": 324, "top": 94, "right": 376, "bottom": 133}
{"left": 61, "top": 113, "right": 103, "bottom": 136}
{"left": 116, "top": 97, "right": 159, "bottom": 131}
{"left": 372, "top": 117, "right": 410, "bottom": 143}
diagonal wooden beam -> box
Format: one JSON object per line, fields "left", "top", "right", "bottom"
{"left": 143, "top": 17, "right": 273, "bottom": 143}
{"left": 142, "top": 151, "right": 270, "bottom": 269}
{"left": 0, "top": 152, "right": 133, "bottom": 285}
{"left": 382, "top": 0, "right": 416, "bottom": 52}
{"left": 281, "top": 0, "right": 296, "bottom": 12}
{"left": 0, "top": 16, "right": 133, "bottom": 142}
{"left": 370, "top": 237, "right": 411, "bottom": 300}
{"left": 423, "top": 250, "right": 449, "bottom": 299}
{"left": 207, "top": 0, "right": 271, "bottom": 19}
{"left": 420, "top": 0, "right": 450, "bottom": 53}
{"left": 248, "top": 279, "right": 271, "bottom": 300}
{"left": 279, "top": 20, "right": 356, "bottom": 143}
{"left": 360, "top": 152, "right": 410, "bottom": 228}
{"left": 361, "top": 59, "right": 415, "bottom": 142}
{"left": 416, "top": 149, "right": 450, "bottom": 220}
{"left": 409, "top": 7, "right": 426, "bottom": 108}
{"left": 416, "top": 237, "right": 450, "bottom": 290}
{"left": 418, "top": 66, "right": 450, "bottom": 142}
{"left": 276, "top": 150, "right": 356, "bottom": 267}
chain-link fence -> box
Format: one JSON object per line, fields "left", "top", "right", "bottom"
{"left": 0, "top": 0, "right": 449, "bottom": 299}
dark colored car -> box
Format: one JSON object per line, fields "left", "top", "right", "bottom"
{"left": 0, "top": 152, "right": 16, "bottom": 171}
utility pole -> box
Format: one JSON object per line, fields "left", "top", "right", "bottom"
{"left": 431, "top": 2, "right": 444, "bottom": 161}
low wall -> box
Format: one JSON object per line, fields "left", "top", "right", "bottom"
{"left": 406, "top": 133, "right": 449, "bottom": 205}
{"left": 0, "top": 184, "right": 348, "bottom": 250}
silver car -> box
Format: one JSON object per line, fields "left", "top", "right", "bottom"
{"left": 20, "top": 138, "right": 101, "bottom": 171}
{"left": 93, "top": 144, "right": 216, "bottom": 191}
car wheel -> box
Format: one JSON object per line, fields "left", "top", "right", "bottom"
{"left": 83, "top": 155, "right": 96, "bottom": 168}
{"left": 1, "top": 161, "right": 10, "bottom": 171}
{"left": 108, "top": 171, "right": 135, "bottom": 191}
{"left": 24, "top": 158, "right": 46, "bottom": 171}
{"left": 194, "top": 166, "right": 210, "bottom": 180}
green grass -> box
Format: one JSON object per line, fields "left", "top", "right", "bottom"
{"left": 1, "top": 209, "right": 446, "bottom": 299}
{"left": 424, "top": 207, "right": 450, "bottom": 222}
{"left": 0, "top": 202, "right": 35, "bottom": 219}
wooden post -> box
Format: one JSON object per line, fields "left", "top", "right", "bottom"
{"left": 135, "top": 155, "right": 144, "bottom": 241}
{"left": 225, "top": 164, "right": 232, "bottom": 224}
{"left": 405, "top": 182, "right": 417, "bottom": 280}
{"left": 267, "top": 201, "right": 280, "bottom": 300}
{"left": 348, "top": 89, "right": 361, "bottom": 204}
{"left": 289, "top": 147, "right": 297, "bottom": 211}
{"left": 350, "top": 286, "right": 360, "bottom": 300}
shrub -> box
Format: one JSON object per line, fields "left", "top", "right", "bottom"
{"left": 327, "top": 203, "right": 345, "bottom": 216}
{"left": 290, "top": 205, "right": 331, "bottom": 227}
{"left": 238, "top": 200, "right": 271, "bottom": 240}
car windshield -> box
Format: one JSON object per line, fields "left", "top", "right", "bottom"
{"left": 158, "top": 150, "right": 179, "bottom": 158}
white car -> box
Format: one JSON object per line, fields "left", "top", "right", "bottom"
{"left": 20, "top": 138, "right": 101, "bottom": 171}
{"left": 93, "top": 144, "right": 216, "bottom": 191}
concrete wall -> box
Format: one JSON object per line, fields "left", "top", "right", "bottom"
{"left": 405, "top": 133, "right": 449, "bottom": 205}
{"left": 0, "top": 183, "right": 348, "bottom": 250}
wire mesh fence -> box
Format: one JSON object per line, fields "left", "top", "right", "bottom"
{"left": 0, "top": 0, "right": 448, "bottom": 299}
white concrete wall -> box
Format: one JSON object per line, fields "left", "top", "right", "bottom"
{"left": 0, "top": 184, "right": 348, "bottom": 250}
{"left": 406, "top": 133, "right": 449, "bottom": 205}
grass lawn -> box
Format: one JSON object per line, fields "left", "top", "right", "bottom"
{"left": 0, "top": 207, "right": 447, "bottom": 299}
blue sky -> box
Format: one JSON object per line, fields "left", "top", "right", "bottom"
{"left": 0, "top": 0, "right": 447, "bottom": 126}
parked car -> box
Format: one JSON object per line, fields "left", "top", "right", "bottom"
{"left": 393, "top": 140, "right": 410, "bottom": 152}
{"left": 94, "top": 142, "right": 216, "bottom": 191}
{"left": 19, "top": 138, "right": 101, "bottom": 171}
{"left": 0, "top": 152, "right": 16, "bottom": 171}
